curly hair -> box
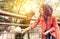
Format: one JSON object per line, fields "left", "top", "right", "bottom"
{"left": 40, "top": 4, "right": 53, "bottom": 21}
{"left": 40, "top": 4, "right": 53, "bottom": 16}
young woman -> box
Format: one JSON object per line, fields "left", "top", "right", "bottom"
{"left": 22, "top": 4, "right": 60, "bottom": 39}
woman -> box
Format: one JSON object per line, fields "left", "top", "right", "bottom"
{"left": 22, "top": 4, "right": 60, "bottom": 39}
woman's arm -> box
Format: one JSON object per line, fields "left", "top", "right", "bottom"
{"left": 51, "top": 16, "right": 59, "bottom": 32}
{"left": 22, "top": 16, "right": 40, "bottom": 33}
{"left": 31, "top": 17, "right": 40, "bottom": 29}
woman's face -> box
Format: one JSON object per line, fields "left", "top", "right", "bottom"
{"left": 39, "top": 7, "right": 44, "bottom": 15}
{"left": 40, "top": 7, "right": 52, "bottom": 16}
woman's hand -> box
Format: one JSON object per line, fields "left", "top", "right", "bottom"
{"left": 44, "top": 28, "right": 54, "bottom": 35}
{"left": 21, "top": 29, "right": 27, "bottom": 34}
{"left": 44, "top": 29, "right": 53, "bottom": 35}
{"left": 44, "top": 31, "right": 49, "bottom": 35}
{"left": 21, "top": 27, "right": 31, "bottom": 34}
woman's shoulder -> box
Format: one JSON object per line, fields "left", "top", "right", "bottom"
{"left": 52, "top": 15, "right": 56, "bottom": 18}
{"left": 51, "top": 15, "right": 56, "bottom": 19}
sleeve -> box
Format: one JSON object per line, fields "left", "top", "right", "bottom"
{"left": 51, "top": 16, "right": 60, "bottom": 39}
{"left": 31, "top": 16, "right": 40, "bottom": 29}
{"left": 51, "top": 16, "right": 59, "bottom": 32}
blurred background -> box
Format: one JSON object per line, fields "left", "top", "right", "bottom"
{"left": 0, "top": 0, "right": 60, "bottom": 39}
{"left": 0, "top": 0, "right": 60, "bottom": 21}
